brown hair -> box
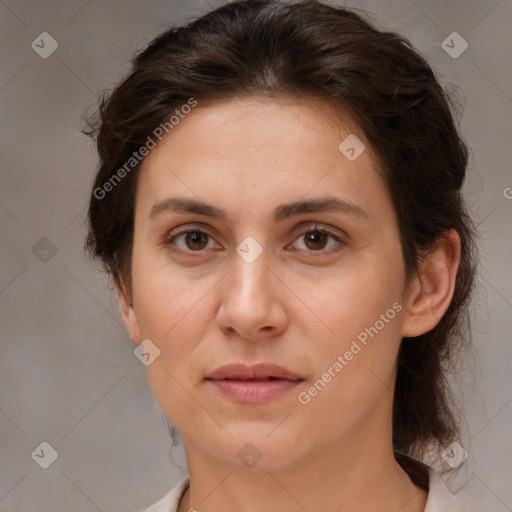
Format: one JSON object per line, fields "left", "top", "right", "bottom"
{"left": 82, "top": 0, "right": 477, "bottom": 472}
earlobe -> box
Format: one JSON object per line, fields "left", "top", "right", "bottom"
{"left": 401, "top": 229, "right": 461, "bottom": 338}
{"left": 115, "top": 277, "right": 142, "bottom": 346}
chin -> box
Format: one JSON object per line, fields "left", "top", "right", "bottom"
{"left": 213, "top": 429, "right": 308, "bottom": 473}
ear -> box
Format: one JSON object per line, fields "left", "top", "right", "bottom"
{"left": 401, "top": 229, "right": 461, "bottom": 338}
{"left": 115, "top": 275, "right": 142, "bottom": 346}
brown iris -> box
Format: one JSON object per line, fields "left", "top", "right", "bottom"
{"left": 185, "top": 231, "right": 209, "bottom": 250}
{"left": 303, "top": 231, "right": 329, "bottom": 251}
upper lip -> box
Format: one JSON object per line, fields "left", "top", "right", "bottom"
{"left": 206, "top": 363, "right": 303, "bottom": 381}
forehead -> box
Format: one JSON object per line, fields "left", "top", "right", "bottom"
{"left": 145, "top": 95, "right": 366, "bottom": 162}
{"left": 135, "top": 96, "right": 389, "bottom": 224}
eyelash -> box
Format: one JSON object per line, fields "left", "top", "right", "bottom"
{"left": 163, "top": 223, "right": 345, "bottom": 257}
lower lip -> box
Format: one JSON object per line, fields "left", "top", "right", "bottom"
{"left": 207, "top": 378, "right": 302, "bottom": 403}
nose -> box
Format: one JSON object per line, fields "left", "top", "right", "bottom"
{"left": 216, "top": 245, "right": 288, "bottom": 341}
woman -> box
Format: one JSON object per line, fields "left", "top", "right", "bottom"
{"left": 83, "top": 1, "right": 477, "bottom": 510}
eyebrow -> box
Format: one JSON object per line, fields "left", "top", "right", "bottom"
{"left": 148, "top": 196, "right": 369, "bottom": 223}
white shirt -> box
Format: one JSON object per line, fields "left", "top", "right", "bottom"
{"left": 141, "top": 464, "right": 460, "bottom": 512}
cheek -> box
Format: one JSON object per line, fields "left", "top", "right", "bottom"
{"left": 135, "top": 275, "right": 210, "bottom": 378}
{"left": 130, "top": 248, "right": 212, "bottom": 417}
{"left": 136, "top": 284, "right": 209, "bottom": 430}
{"left": 294, "top": 252, "right": 404, "bottom": 344}
{"left": 296, "top": 287, "right": 402, "bottom": 435}
{"left": 296, "top": 250, "right": 405, "bottom": 396}
{"left": 131, "top": 239, "right": 210, "bottom": 339}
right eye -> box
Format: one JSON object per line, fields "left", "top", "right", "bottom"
{"left": 163, "top": 227, "right": 219, "bottom": 255}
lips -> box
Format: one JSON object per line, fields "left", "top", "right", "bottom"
{"left": 205, "top": 363, "right": 304, "bottom": 404}
{"left": 206, "top": 362, "right": 303, "bottom": 381}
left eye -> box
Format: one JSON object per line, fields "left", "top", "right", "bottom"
{"left": 164, "top": 225, "right": 343, "bottom": 255}
{"left": 290, "top": 228, "right": 342, "bottom": 253}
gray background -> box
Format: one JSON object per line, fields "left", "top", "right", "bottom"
{"left": 1, "top": 0, "right": 511, "bottom": 511}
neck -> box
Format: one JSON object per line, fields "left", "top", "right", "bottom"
{"left": 178, "top": 432, "right": 428, "bottom": 512}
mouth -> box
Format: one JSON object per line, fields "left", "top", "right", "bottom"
{"left": 206, "top": 362, "right": 303, "bottom": 381}
{"left": 206, "top": 378, "right": 303, "bottom": 403}
{"left": 218, "top": 377, "right": 287, "bottom": 381}
{"left": 205, "top": 363, "right": 304, "bottom": 403}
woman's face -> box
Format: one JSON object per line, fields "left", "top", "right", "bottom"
{"left": 120, "top": 96, "right": 415, "bottom": 472}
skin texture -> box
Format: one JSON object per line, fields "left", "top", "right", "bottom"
{"left": 117, "top": 96, "right": 460, "bottom": 512}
